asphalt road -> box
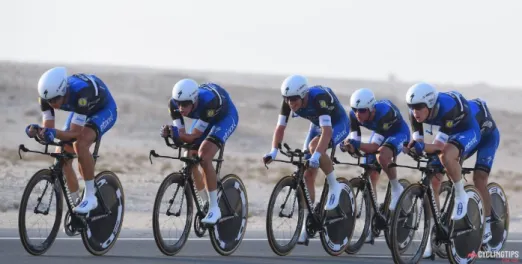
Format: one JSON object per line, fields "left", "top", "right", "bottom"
{"left": 1, "top": 229, "right": 520, "bottom": 264}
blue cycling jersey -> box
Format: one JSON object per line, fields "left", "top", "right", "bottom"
{"left": 468, "top": 98, "right": 497, "bottom": 136}
{"left": 410, "top": 91, "right": 481, "bottom": 157}
{"left": 39, "top": 74, "right": 115, "bottom": 117}
{"left": 169, "top": 83, "right": 234, "bottom": 125}
{"left": 279, "top": 85, "right": 349, "bottom": 127}
{"left": 409, "top": 91, "right": 474, "bottom": 137}
{"left": 349, "top": 100, "right": 409, "bottom": 137}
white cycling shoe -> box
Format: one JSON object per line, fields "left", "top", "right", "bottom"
{"left": 73, "top": 195, "right": 98, "bottom": 214}
{"left": 451, "top": 193, "right": 469, "bottom": 221}
{"left": 201, "top": 206, "right": 222, "bottom": 225}
{"left": 388, "top": 185, "right": 404, "bottom": 211}
{"left": 324, "top": 182, "right": 343, "bottom": 211}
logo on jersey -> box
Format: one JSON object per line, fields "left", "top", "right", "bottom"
{"left": 319, "top": 100, "right": 327, "bottom": 108}
{"left": 207, "top": 109, "right": 216, "bottom": 117}
{"left": 446, "top": 120, "right": 453, "bottom": 128}
{"left": 78, "top": 98, "right": 88, "bottom": 107}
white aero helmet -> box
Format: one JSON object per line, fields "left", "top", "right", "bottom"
{"left": 38, "top": 67, "right": 68, "bottom": 100}
{"left": 172, "top": 78, "right": 199, "bottom": 104}
{"left": 350, "top": 88, "right": 376, "bottom": 110}
{"left": 280, "top": 75, "right": 309, "bottom": 99}
{"left": 405, "top": 82, "right": 438, "bottom": 108}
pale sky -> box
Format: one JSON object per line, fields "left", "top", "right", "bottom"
{"left": 1, "top": 0, "right": 522, "bottom": 88}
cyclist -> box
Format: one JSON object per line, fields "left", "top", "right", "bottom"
{"left": 25, "top": 66, "right": 118, "bottom": 215}
{"left": 402, "top": 82, "right": 481, "bottom": 222}
{"left": 160, "top": 78, "right": 239, "bottom": 225}
{"left": 421, "top": 97, "right": 499, "bottom": 257}
{"left": 262, "top": 74, "right": 350, "bottom": 244}
{"left": 340, "top": 88, "right": 411, "bottom": 212}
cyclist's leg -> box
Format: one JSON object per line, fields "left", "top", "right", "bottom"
{"left": 297, "top": 123, "right": 321, "bottom": 243}
{"left": 302, "top": 123, "right": 321, "bottom": 202}
{"left": 74, "top": 104, "right": 117, "bottom": 214}
{"left": 321, "top": 118, "right": 349, "bottom": 211}
{"left": 473, "top": 128, "right": 500, "bottom": 243}
{"left": 362, "top": 132, "right": 381, "bottom": 199}
{"left": 423, "top": 156, "right": 445, "bottom": 257}
{"left": 60, "top": 112, "right": 81, "bottom": 203}
{"left": 200, "top": 108, "right": 238, "bottom": 224}
{"left": 441, "top": 124, "right": 481, "bottom": 220}
{"left": 377, "top": 129, "right": 410, "bottom": 210}
{"left": 185, "top": 121, "right": 209, "bottom": 203}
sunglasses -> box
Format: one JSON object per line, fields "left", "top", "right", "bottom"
{"left": 46, "top": 96, "right": 62, "bottom": 104}
{"left": 408, "top": 103, "right": 427, "bottom": 110}
{"left": 351, "top": 108, "right": 368, "bottom": 113}
{"left": 174, "top": 100, "right": 193, "bottom": 107}
{"left": 284, "top": 95, "right": 301, "bottom": 102}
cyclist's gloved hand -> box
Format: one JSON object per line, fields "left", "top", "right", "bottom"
{"left": 25, "top": 124, "right": 40, "bottom": 138}
{"left": 348, "top": 139, "right": 361, "bottom": 151}
{"left": 41, "top": 128, "right": 56, "bottom": 143}
{"left": 309, "top": 152, "right": 321, "bottom": 168}
{"left": 160, "top": 125, "right": 170, "bottom": 138}
{"left": 263, "top": 147, "right": 278, "bottom": 164}
{"left": 411, "top": 141, "right": 425, "bottom": 156}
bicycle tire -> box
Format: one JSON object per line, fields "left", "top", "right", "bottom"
{"left": 266, "top": 175, "right": 304, "bottom": 256}
{"left": 80, "top": 171, "right": 125, "bottom": 256}
{"left": 384, "top": 178, "right": 411, "bottom": 252}
{"left": 319, "top": 177, "right": 355, "bottom": 256}
{"left": 152, "top": 172, "right": 193, "bottom": 256}
{"left": 209, "top": 173, "right": 249, "bottom": 256}
{"left": 18, "top": 169, "right": 63, "bottom": 256}
{"left": 390, "top": 183, "right": 431, "bottom": 264}
{"left": 446, "top": 184, "right": 485, "bottom": 264}
{"left": 482, "top": 182, "right": 510, "bottom": 252}
{"left": 344, "top": 177, "right": 371, "bottom": 254}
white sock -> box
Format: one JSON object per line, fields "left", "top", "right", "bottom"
{"left": 198, "top": 189, "right": 209, "bottom": 203}
{"left": 84, "top": 180, "right": 95, "bottom": 198}
{"left": 390, "top": 178, "right": 401, "bottom": 192}
{"left": 454, "top": 179, "right": 465, "bottom": 197}
{"left": 209, "top": 190, "right": 218, "bottom": 208}
{"left": 326, "top": 171, "right": 337, "bottom": 189}
{"left": 485, "top": 216, "right": 492, "bottom": 231}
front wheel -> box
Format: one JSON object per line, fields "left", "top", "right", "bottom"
{"left": 81, "top": 171, "right": 125, "bottom": 256}
{"left": 319, "top": 177, "right": 356, "bottom": 256}
{"left": 152, "top": 172, "right": 193, "bottom": 256}
{"left": 266, "top": 175, "right": 304, "bottom": 256}
{"left": 18, "top": 169, "right": 63, "bottom": 256}
{"left": 209, "top": 174, "right": 249, "bottom": 256}
{"left": 390, "top": 183, "right": 431, "bottom": 264}
{"left": 384, "top": 178, "right": 412, "bottom": 252}
{"left": 344, "top": 177, "right": 371, "bottom": 254}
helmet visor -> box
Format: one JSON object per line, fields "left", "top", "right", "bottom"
{"left": 407, "top": 103, "right": 428, "bottom": 110}
{"left": 351, "top": 107, "right": 369, "bottom": 114}
{"left": 174, "top": 100, "right": 193, "bottom": 108}
{"left": 283, "top": 95, "right": 301, "bottom": 102}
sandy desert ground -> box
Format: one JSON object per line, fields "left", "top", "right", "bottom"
{"left": 1, "top": 61, "right": 521, "bottom": 233}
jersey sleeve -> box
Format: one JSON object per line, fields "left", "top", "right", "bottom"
{"left": 375, "top": 105, "right": 399, "bottom": 133}
{"left": 74, "top": 84, "right": 100, "bottom": 116}
{"left": 312, "top": 93, "right": 335, "bottom": 116}
{"left": 277, "top": 100, "right": 291, "bottom": 126}
{"left": 169, "top": 99, "right": 185, "bottom": 127}
{"left": 348, "top": 110, "right": 361, "bottom": 139}
{"left": 199, "top": 95, "right": 221, "bottom": 123}
{"left": 39, "top": 97, "right": 55, "bottom": 120}
{"left": 408, "top": 110, "right": 424, "bottom": 140}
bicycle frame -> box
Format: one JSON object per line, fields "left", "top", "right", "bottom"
{"left": 149, "top": 137, "right": 237, "bottom": 223}
{"left": 18, "top": 137, "right": 112, "bottom": 224}
{"left": 389, "top": 151, "right": 477, "bottom": 243}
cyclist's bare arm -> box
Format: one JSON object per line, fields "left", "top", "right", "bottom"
{"left": 272, "top": 100, "right": 290, "bottom": 149}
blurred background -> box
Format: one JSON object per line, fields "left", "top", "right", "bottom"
{"left": 1, "top": 0, "right": 521, "bottom": 230}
